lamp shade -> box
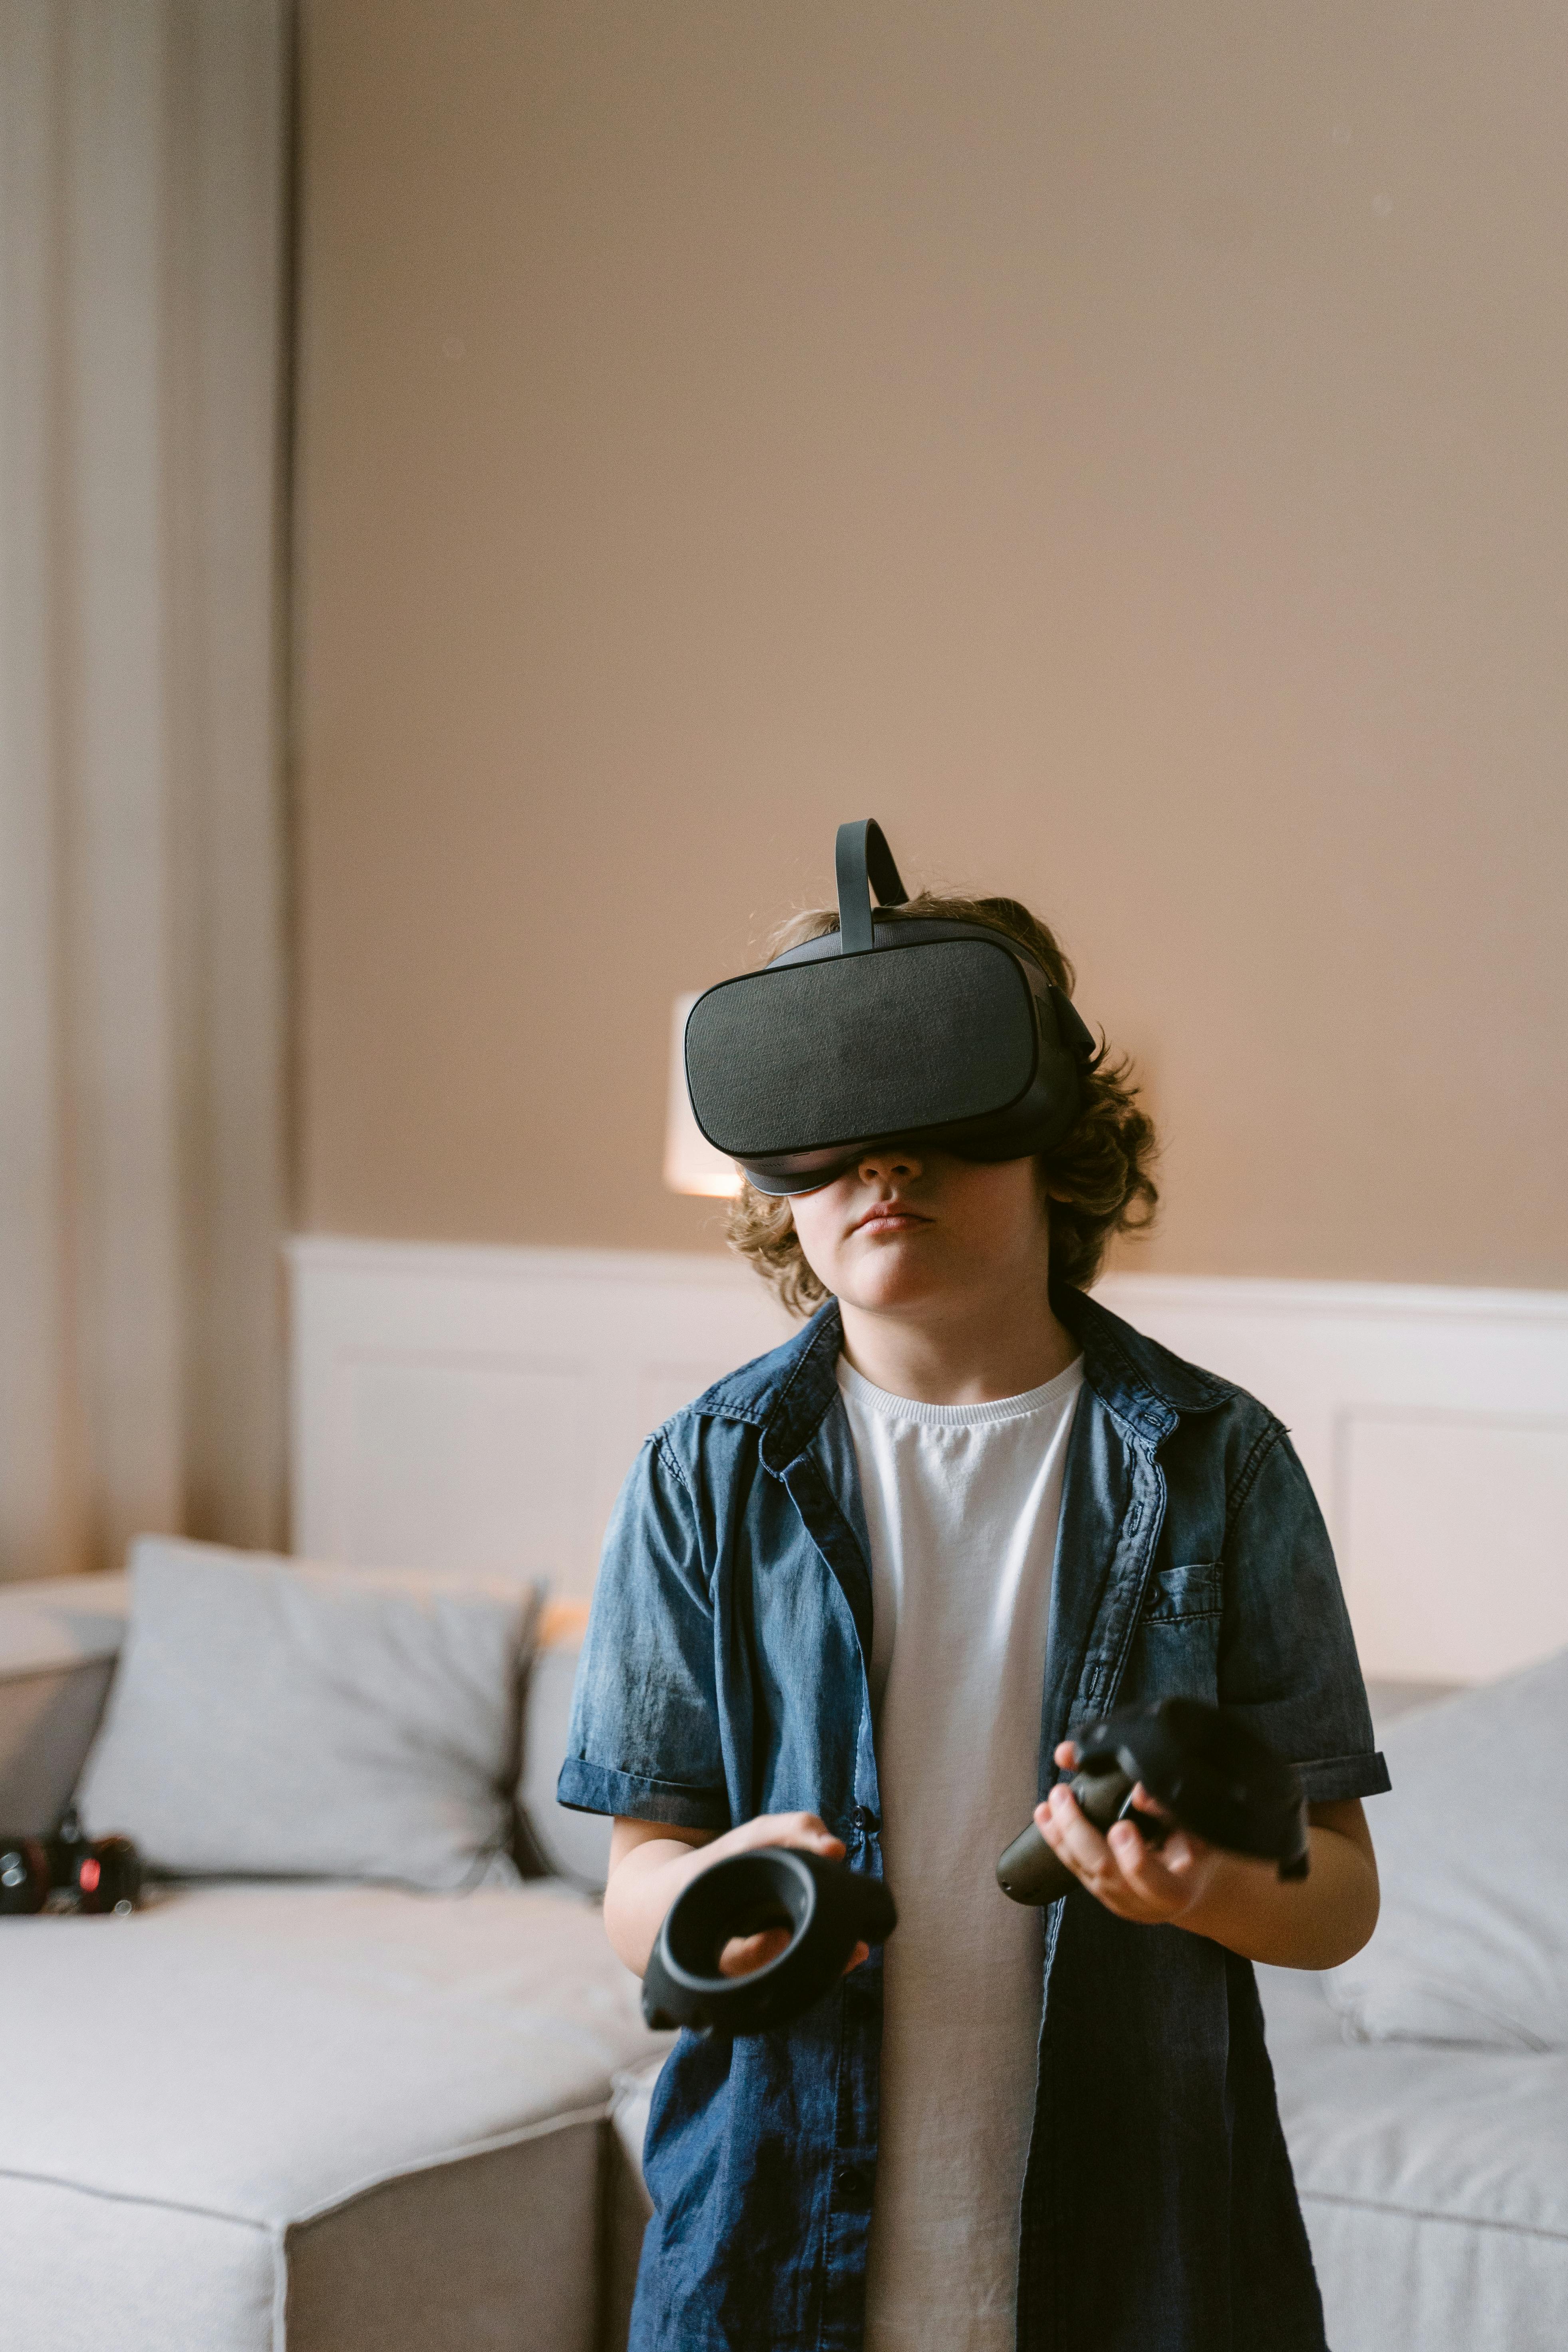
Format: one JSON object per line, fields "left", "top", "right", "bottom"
{"left": 664, "top": 993, "right": 742, "bottom": 1196}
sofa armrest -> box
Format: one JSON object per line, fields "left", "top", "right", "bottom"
{"left": 0, "top": 1575, "right": 129, "bottom": 1829}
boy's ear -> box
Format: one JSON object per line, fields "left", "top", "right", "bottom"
{"left": 1031, "top": 1152, "right": 1070, "bottom": 1204}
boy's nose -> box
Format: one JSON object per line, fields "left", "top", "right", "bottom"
{"left": 857, "top": 1143, "right": 924, "bottom": 1183}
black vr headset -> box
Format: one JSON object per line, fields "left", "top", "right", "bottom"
{"left": 684, "top": 820, "right": 1099, "bottom": 1197}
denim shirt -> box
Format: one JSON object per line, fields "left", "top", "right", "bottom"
{"left": 560, "top": 1285, "right": 1389, "bottom": 2352}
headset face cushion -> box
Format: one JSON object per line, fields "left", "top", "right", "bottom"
{"left": 685, "top": 935, "right": 1039, "bottom": 1161}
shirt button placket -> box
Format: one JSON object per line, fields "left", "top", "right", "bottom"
{"left": 833, "top": 2161, "right": 872, "bottom": 2210}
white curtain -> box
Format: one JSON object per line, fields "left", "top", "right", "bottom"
{"left": 0, "top": 0, "right": 290, "bottom": 1579}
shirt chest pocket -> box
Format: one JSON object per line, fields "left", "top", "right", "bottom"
{"left": 1118, "top": 1561, "right": 1224, "bottom": 1705}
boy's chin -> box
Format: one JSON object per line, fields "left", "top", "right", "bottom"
{"left": 835, "top": 1258, "right": 950, "bottom": 1316}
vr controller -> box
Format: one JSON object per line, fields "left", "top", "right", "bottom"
{"left": 996, "top": 1698, "right": 1310, "bottom": 1906}
{"left": 639, "top": 1706, "right": 1301, "bottom": 2027}
{"left": 683, "top": 819, "right": 1098, "bottom": 1196}
{"left": 0, "top": 1809, "right": 145, "bottom": 1919}
{"left": 643, "top": 1848, "right": 896, "bottom": 2037}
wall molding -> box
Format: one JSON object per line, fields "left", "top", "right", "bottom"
{"left": 289, "top": 1240, "right": 1568, "bottom": 1683}
{"left": 1092, "top": 1272, "right": 1568, "bottom": 1683}
{"left": 288, "top": 1236, "right": 791, "bottom": 1607}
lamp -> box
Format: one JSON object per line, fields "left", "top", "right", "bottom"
{"left": 664, "top": 993, "right": 742, "bottom": 1196}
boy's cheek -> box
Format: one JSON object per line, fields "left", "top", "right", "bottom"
{"left": 783, "top": 1211, "right": 841, "bottom": 1294}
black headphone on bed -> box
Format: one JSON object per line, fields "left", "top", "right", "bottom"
{"left": 0, "top": 1808, "right": 144, "bottom": 1917}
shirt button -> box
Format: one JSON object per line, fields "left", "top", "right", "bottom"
{"left": 850, "top": 1806, "right": 880, "bottom": 1833}
{"left": 834, "top": 2163, "right": 872, "bottom": 2209}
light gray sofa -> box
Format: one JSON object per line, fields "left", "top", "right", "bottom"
{"left": 0, "top": 1573, "right": 664, "bottom": 2352}
{"left": 9, "top": 1581, "right": 1564, "bottom": 2352}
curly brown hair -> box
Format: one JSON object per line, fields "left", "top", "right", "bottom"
{"left": 725, "top": 891, "right": 1159, "bottom": 1315}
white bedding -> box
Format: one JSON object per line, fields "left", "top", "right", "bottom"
{"left": 1260, "top": 1962, "right": 1568, "bottom": 2352}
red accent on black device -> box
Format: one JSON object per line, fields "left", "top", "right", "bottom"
{"left": 0, "top": 1810, "right": 144, "bottom": 1917}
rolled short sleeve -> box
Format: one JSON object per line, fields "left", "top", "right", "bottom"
{"left": 1218, "top": 1428, "right": 1391, "bottom": 1804}
{"left": 555, "top": 1432, "right": 731, "bottom": 1831}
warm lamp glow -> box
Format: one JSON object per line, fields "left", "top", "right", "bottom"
{"left": 665, "top": 992, "right": 742, "bottom": 1197}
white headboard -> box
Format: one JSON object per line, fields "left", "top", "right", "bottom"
{"left": 288, "top": 1239, "right": 789, "bottom": 1598}
{"left": 289, "top": 1239, "right": 1568, "bottom": 1685}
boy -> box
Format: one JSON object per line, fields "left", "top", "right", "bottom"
{"left": 560, "top": 844, "right": 1386, "bottom": 2352}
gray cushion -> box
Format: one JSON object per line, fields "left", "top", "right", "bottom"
{"left": 0, "top": 1575, "right": 130, "bottom": 1829}
{"left": 519, "top": 1603, "right": 613, "bottom": 1891}
{"left": 77, "top": 1538, "right": 538, "bottom": 1892}
{"left": 1324, "top": 1645, "right": 1568, "bottom": 2049}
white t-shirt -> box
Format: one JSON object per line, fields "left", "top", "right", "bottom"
{"left": 838, "top": 1352, "right": 1085, "bottom": 2352}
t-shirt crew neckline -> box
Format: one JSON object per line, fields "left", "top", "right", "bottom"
{"left": 836, "top": 1352, "right": 1083, "bottom": 1429}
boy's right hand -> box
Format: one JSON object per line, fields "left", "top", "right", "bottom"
{"left": 706, "top": 1813, "right": 866, "bottom": 1979}
{"left": 604, "top": 1809, "right": 871, "bottom": 1983}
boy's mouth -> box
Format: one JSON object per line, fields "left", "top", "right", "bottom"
{"left": 851, "top": 1200, "right": 932, "bottom": 1237}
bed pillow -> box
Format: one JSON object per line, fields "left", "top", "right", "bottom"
{"left": 517, "top": 1600, "right": 614, "bottom": 1891}
{"left": 76, "top": 1537, "right": 540, "bottom": 1892}
{"left": 1324, "top": 1643, "right": 1568, "bottom": 2049}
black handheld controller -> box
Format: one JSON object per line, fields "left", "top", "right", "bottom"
{"left": 643, "top": 1847, "right": 896, "bottom": 2037}
{"left": 996, "top": 1696, "right": 1310, "bottom": 1907}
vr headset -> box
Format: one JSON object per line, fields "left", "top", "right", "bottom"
{"left": 684, "top": 820, "right": 1098, "bottom": 1196}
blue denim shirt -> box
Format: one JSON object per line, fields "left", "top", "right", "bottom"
{"left": 560, "top": 1285, "right": 1389, "bottom": 2352}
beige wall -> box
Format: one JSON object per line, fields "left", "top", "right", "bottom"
{"left": 294, "top": 0, "right": 1568, "bottom": 1286}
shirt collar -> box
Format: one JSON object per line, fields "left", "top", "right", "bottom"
{"left": 1051, "top": 1281, "right": 1234, "bottom": 1448}
{"left": 694, "top": 1283, "right": 1234, "bottom": 1465}
{"left": 692, "top": 1301, "right": 844, "bottom": 1472}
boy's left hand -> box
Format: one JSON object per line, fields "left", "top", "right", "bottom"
{"left": 1034, "top": 1739, "right": 1231, "bottom": 1927}
{"left": 1034, "top": 1745, "right": 1382, "bottom": 1966}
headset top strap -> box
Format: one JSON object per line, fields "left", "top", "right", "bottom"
{"left": 835, "top": 819, "right": 909, "bottom": 953}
